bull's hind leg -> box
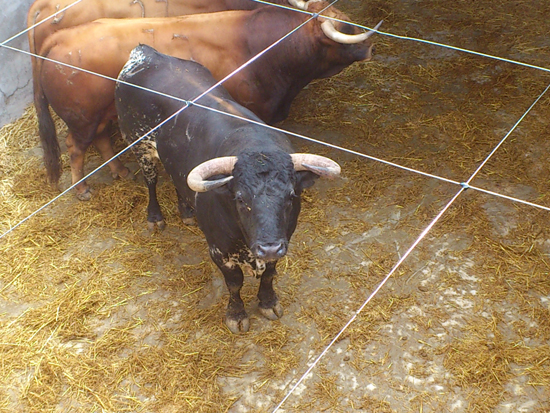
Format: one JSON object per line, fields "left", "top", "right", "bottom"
{"left": 66, "top": 131, "right": 92, "bottom": 201}
{"left": 92, "top": 129, "right": 132, "bottom": 181}
{"left": 257, "top": 262, "right": 284, "bottom": 321}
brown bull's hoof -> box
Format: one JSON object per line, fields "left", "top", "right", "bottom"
{"left": 76, "top": 189, "right": 92, "bottom": 201}
{"left": 225, "top": 315, "right": 250, "bottom": 334}
{"left": 147, "top": 220, "right": 166, "bottom": 232}
{"left": 111, "top": 167, "right": 134, "bottom": 181}
{"left": 259, "top": 302, "right": 284, "bottom": 321}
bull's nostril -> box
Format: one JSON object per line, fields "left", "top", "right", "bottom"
{"left": 256, "top": 245, "right": 267, "bottom": 259}
{"left": 255, "top": 242, "right": 287, "bottom": 260}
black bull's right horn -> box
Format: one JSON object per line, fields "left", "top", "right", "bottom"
{"left": 187, "top": 154, "right": 341, "bottom": 193}
{"left": 287, "top": 0, "right": 383, "bottom": 44}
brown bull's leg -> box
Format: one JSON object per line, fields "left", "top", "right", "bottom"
{"left": 66, "top": 131, "right": 91, "bottom": 201}
{"left": 257, "top": 262, "right": 284, "bottom": 321}
{"left": 92, "top": 131, "right": 131, "bottom": 180}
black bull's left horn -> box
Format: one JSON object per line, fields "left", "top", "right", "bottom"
{"left": 287, "top": 0, "right": 382, "bottom": 45}
{"left": 187, "top": 154, "right": 341, "bottom": 193}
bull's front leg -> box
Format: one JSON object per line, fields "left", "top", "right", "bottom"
{"left": 211, "top": 249, "right": 249, "bottom": 334}
{"left": 257, "top": 262, "right": 284, "bottom": 321}
{"left": 126, "top": 138, "right": 164, "bottom": 230}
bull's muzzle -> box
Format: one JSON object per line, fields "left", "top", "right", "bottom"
{"left": 252, "top": 241, "right": 288, "bottom": 261}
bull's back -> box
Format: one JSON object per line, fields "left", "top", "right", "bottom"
{"left": 40, "top": 13, "right": 250, "bottom": 123}
{"left": 117, "top": 45, "right": 256, "bottom": 146}
{"left": 41, "top": 12, "right": 248, "bottom": 68}
{"left": 28, "top": 0, "right": 142, "bottom": 55}
{"left": 27, "top": 0, "right": 277, "bottom": 56}
{"left": 117, "top": 46, "right": 260, "bottom": 166}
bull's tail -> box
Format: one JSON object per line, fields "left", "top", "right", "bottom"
{"left": 28, "top": 7, "right": 62, "bottom": 184}
{"left": 35, "top": 69, "right": 61, "bottom": 185}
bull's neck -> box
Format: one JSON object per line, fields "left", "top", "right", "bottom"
{"left": 245, "top": 9, "right": 336, "bottom": 123}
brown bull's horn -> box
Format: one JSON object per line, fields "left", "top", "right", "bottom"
{"left": 288, "top": 0, "right": 324, "bottom": 10}
{"left": 321, "top": 19, "right": 383, "bottom": 44}
{"left": 287, "top": 0, "right": 309, "bottom": 10}
{"left": 187, "top": 156, "right": 237, "bottom": 192}
{"left": 290, "top": 154, "right": 341, "bottom": 179}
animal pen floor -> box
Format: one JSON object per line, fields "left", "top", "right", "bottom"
{"left": 1, "top": 0, "right": 550, "bottom": 412}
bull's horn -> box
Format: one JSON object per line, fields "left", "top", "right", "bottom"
{"left": 321, "top": 19, "right": 382, "bottom": 44}
{"left": 287, "top": 0, "right": 322, "bottom": 10}
{"left": 187, "top": 156, "right": 237, "bottom": 192}
{"left": 290, "top": 154, "right": 341, "bottom": 179}
{"left": 287, "top": 0, "right": 308, "bottom": 10}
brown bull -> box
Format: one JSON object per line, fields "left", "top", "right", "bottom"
{"left": 27, "top": 0, "right": 287, "bottom": 58}
{"left": 36, "top": 1, "right": 380, "bottom": 199}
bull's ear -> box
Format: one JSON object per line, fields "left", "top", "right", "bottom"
{"left": 296, "top": 170, "right": 319, "bottom": 191}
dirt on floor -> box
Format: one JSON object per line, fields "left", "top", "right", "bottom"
{"left": 1, "top": 0, "right": 550, "bottom": 412}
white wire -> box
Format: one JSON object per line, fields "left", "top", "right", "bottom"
{"left": 269, "top": 81, "right": 550, "bottom": 412}
{"left": 271, "top": 188, "right": 465, "bottom": 413}
{"left": 465, "top": 82, "right": 550, "bottom": 184}
{"left": 468, "top": 185, "right": 550, "bottom": 212}
{"left": 2, "top": 40, "right": 550, "bottom": 237}
{"left": 0, "top": 0, "right": 85, "bottom": 47}
{"left": 188, "top": 99, "right": 550, "bottom": 213}
{"left": 344, "top": 19, "right": 550, "bottom": 74}
{"left": 247, "top": 0, "right": 550, "bottom": 74}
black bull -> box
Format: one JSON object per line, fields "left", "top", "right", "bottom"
{"left": 115, "top": 45, "right": 341, "bottom": 333}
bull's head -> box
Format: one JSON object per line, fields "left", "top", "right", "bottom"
{"left": 188, "top": 151, "right": 340, "bottom": 262}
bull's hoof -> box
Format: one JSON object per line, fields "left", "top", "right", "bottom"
{"left": 76, "top": 189, "right": 92, "bottom": 201}
{"left": 147, "top": 220, "right": 166, "bottom": 232}
{"left": 111, "top": 167, "right": 134, "bottom": 181}
{"left": 181, "top": 217, "right": 197, "bottom": 226}
{"left": 225, "top": 315, "right": 250, "bottom": 334}
{"left": 259, "top": 302, "right": 284, "bottom": 321}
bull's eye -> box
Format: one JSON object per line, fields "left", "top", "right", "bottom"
{"left": 286, "top": 190, "right": 296, "bottom": 207}
{"left": 235, "top": 191, "right": 251, "bottom": 211}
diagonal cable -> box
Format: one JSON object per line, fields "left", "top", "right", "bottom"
{"left": 271, "top": 187, "right": 465, "bottom": 413}
{"left": 465, "top": 82, "right": 550, "bottom": 185}
{"left": 0, "top": 0, "right": 85, "bottom": 47}
{"left": 189, "top": 100, "right": 550, "bottom": 212}
{"left": 269, "top": 80, "right": 550, "bottom": 412}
